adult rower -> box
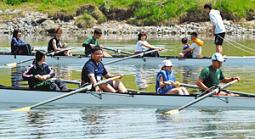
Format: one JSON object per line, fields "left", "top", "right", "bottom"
{"left": 81, "top": 47, "right": 127, "bottom": 93}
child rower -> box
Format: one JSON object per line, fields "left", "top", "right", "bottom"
{"left": 182, "top": 32, "right": 204, "bottom": 58}
{"left": 22, "top": 50, "right": 68, "bottom": 91}
{"left": 179, "top": 37, "right": 192, "bottom": 58}
{"left": 156, "top": 60, "right": 189, "bottom": 95}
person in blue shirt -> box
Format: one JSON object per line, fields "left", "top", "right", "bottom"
{"left": 179, "top": 37, "right": 192, "bottom": 58}
{"left": 11, "top": 29, "right": 32, "bottom": 55}
{"left": 81, "top": 47, "right": 127, "bottom": 93}
{"left": 156, "top": 60, "right": 189, "bottom": 95}
{"left": 22, "top": 50, "right": 68, "bottom": 91}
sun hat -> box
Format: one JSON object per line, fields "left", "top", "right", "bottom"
{"left": 211, "top": 53, "right": 225, "bottom": 62}
{"left": 160, "top": 59, "right": 173, "bottom": 67}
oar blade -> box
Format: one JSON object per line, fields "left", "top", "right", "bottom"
{"left": 5, "top": 63, "right": 17, "bottom": 68}
{"left": 163, "top": 109, "right": 179, "bottom": 115}
{"left": 12, "top": 106, "right": 31, "bottom": 112}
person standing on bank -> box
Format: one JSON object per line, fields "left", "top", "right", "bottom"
{"left": 196, "top": 53, "right": 240, "bottom": 96}
{"left": 81, "top": 47, "right": 127, "bottom": 93}
{"left": 82, "top": 28, "right": 112, "bottom": 57}
{"left": 48, "top": 27, "right": 72, "bottom": 56}
{"left": 22, "top": 50, "right": 68, "bottom": 91}
{"left": 204, "top": 3, "right": 226, "bottom": 53}
{"left": 11, "top": 29, "right": 32, "bottom": 55}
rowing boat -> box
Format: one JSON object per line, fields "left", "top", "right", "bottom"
{"left": 1, "top": 54, "right": 255, "bottom": 67}
{"left": 0, "top": 87, "right": 254, "bottom": 108}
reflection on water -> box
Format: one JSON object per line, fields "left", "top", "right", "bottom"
{"left": 6, "top": 61, "right": 255, "bottom": 92}
{"left": 0, "top": 107, "right": 255, "bottom": 138}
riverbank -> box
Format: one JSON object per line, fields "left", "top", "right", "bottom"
{"left": 0, "top": 9, "right": 254, "bottom": 41}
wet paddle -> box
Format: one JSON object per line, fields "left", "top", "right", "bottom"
{"left": 13, "top": 75, "right": 122, "bottom": 112}
{"left": 164, "top": 79, "right": 238, "bottom": 115}
{"left": 4, "top": 48, "right": 73, "bottom": 68}
{"left": 103, "top": 47, "right": 133, "bottom": 55}
{"left": 5, "top": 58, "right": 35, "bottom": 68}
{"left": 104, "top": 49, "right": 161, "bottom": 65}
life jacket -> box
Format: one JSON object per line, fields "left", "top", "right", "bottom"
{"left": 155, "top": 70, "right": 176, "bottom": 94}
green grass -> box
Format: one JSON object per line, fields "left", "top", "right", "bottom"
{"left": 1, "top": 0, "right": 254, "bottom": 25}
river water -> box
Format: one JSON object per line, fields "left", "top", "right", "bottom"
{"left": 0, "top": 36, "right": 255, "bottom": 138}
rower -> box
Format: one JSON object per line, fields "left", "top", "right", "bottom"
{"left": 11, "top": 29, "right": 32, "bottom": 55}
{"left": 196, "top": 53, "right": 240, "bottom": 96}
{"left": 22, "top": 50, "right": 68, "bottom": 91}
{"left": 135, "top": 31, "right": 161, "bottom": 57}
{"left": 182, "top": 32, "right": 204, "bottom": 58}
{"left": 179, "top": 37, "right": 192, "bottom": 58}
{"left": 156, "top": 60, "right": 189, "bottom": 95}
{"left": 81, "top": 47, "right": 127, "bottom": 93}
{"left": 48, "top": 27, "right": 72, "bottom": 56}
{"left": 82, "top": 28, "right": 112, "bottom": 57}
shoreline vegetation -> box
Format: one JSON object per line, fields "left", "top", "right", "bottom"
{"left": 0, "top": 0, "right": 254, "bottom": 39}
{"left": 1, "top": 0, "right": 254, "bottom": 25}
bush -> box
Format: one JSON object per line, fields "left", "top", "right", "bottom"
{"left": 3, "top": 0, "right": 28, "bottom": 5}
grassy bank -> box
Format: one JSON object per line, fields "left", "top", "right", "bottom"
{"left": 1, "top": 0, "right": 254, "bottom": 26}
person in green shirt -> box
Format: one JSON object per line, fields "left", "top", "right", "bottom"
{"left": 82, "top": 28, "right": 111, "bottom": 57}
{"left": 196, "top": 53, "right": 240, "bottom": 96}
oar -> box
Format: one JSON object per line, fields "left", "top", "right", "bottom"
{"left": 222, "top": 90, "right": 255, "bottom": 97}
{"left": 164, "top": 81, "right": 198, "bottom": 89}
{"left": 103, "top": 47, "right": 133, "bottom": 55}
{"left": 4, "top": 48, "right": 73, "bottom": 68}
{"left": 13, "top": 75, "right": 122, "bottom": 112}
{"left": 164, "top": 79, "right": 238, "bottom": 115}
{"left": 104, "top": 49, "right": 160, "bottom": 65}
{"left": 4, "top": 58, "right": 34, "bottom": 68}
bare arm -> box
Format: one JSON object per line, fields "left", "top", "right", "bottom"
{"left": 222, "top": 77, "right": 240, "bottom": 83}
{"left": 52, "top": 39, "right": 61, "bottom": 51}
{"left": 182, "top": 47, "right": 193, "bottom": 53}
{"left": 88, "top": 74, "right": 101, "bottom": 92}
{"left": 196, "top": 78, "right": 209, "bottom": 91}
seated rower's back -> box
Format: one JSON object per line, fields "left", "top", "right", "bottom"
{"left": 22, "top": 50, "right": 68, "bottom": 91}
{"left": 179, "top": 37, "right": 192, "bottom": 58}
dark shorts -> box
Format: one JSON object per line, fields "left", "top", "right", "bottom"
{"left": 215, "top": 32, "right": 225, "bottom": 45}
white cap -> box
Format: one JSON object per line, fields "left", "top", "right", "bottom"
{"left": 160, "top": 60, "right": 173, "bottom": 67}
{"left": 211, "top": 53, "right": 225, "bottom": 62}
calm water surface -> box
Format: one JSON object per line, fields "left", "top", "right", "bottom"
{"left": 0, "top": 106, "right": 255, "bottom": 138}
{"left": 0, "top": 36, "right": 255, "bottom": 138}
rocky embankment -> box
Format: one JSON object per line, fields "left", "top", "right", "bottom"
{"left": 0, "top": 9, "right": 254, "bottom": 40}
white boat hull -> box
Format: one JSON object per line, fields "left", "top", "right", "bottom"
{"left": 0, "top": 89, "right": 255, "bottom": 108}
{"left": 1, "top": 55, "right": 255, "bottom": 67}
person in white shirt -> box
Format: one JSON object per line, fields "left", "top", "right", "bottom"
{"left": 182, "top": 32, "right": 203, "bottom": 58}
{"left": 204, "top": 3, "right": 226, "bottom": 53}
{"left": 135, "top": 32, "right": 161, "bottom": 57}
